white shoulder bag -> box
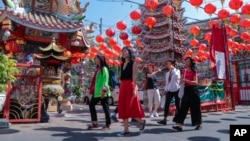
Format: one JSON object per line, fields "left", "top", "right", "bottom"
{"left": 178, "top": 69, "right": 186, "bottom": 99}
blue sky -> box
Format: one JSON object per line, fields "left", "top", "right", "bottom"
{"left": 1, "top": 0, "right": 250, "bottom": 36}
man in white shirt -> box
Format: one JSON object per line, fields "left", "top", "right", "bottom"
{"left": 158, "top": 59, "right": 180, "bottom": 125}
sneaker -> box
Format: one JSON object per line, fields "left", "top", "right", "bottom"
{"left": 139, "top": 120, "right": 146, "bottom": 132}
{"left": 153, "top": 112, "right": 159, "bottom": 117}
{"left": 117, "top": 131, "right": 130, "bottom": 137}
{"left": 111, "top": 115, "right": 119, "bottom": 122}
{"left": 149, "top": 114, "right": 154, "bottom": 118}
{"left": 172, "top": 126, "right": 183, "bottom": 132}
{"left": 157, "top": 120, "right": 167, "bottom": 125}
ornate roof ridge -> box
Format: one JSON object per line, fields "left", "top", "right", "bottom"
{"left": 5, "top": 9, "right": 84, "bottom": 32}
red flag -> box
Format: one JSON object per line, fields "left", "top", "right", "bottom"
{"left": 209, "top": 27, "right": 228, "bottom": 80}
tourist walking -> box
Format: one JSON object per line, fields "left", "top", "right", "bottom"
{"left": 117, "top": 47, "right": 146, "bottom": 136}
{"left": 158, "top": 59, "right": 180, "bottom": 125}
{"left": 87, "top": 54, "right": 111, "bottom": 130}
{"left": 172, "top": 57, "right": 202, "bottom": 131}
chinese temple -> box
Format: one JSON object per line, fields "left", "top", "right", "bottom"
{"left": 139, "top": 0, "right": 187, "bottom": 90}
{"left": 0, "top": 0, "right": 93, "bottom": 123}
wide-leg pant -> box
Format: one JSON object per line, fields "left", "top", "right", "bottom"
{"left": 173, "top": 86, "right": 202, "bottom": 126}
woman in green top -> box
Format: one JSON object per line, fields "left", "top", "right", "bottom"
{"left": 88, "top": 54, "right": 111, "bottom": 130}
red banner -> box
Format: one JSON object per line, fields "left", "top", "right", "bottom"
{"left": 209, "top": 27, "right": 228, "bottom": 80}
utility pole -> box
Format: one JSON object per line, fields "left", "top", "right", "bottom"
{"left": 99, "top": 18, "right": 102, "bottom": 35}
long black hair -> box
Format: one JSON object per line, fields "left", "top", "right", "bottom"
{"left": 185, "top": 57, "right": 196, "bottom": 72}
{"left": 121, "top": 47, "right": 135, "bottom": 64}
{"left": 95, "top": 54, "right": 108, "bottom": 74}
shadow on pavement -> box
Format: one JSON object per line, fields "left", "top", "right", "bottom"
{"left": 217, "top": 129, "right": 229, "bottom": 134}
{"left": 34, "top": 126, "right": 144, "bottom": 141}
{"left": 188, "top": 136, "right": 220, "bottom": 141}
{"left": 0, "top": 129, "right": 20, "bottom": 134}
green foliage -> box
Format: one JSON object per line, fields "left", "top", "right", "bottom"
{"left": 0, "top": 53, "right": 19, "bottom": 93}
{"left": 72, "top": 85, "right": 83, "bottom": 98}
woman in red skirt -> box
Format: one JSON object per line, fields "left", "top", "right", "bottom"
{"left": 117, "top": 47, "right": 146, "bottom": 136}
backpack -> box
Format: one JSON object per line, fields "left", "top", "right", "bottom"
{"left": 108, "top": 69, "right": 116, "bottom": 91}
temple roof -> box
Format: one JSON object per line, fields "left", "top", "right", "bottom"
{"left": 39, "top": 38, "right": 64, "bottom": 52}
{"left": 0, "top": 10, "right": 6, "bottom": 22}
{"left": 1, "top": 8, "right": 84, "bottom": 33}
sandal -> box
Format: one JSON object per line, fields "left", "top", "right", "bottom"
{"left": 87, "top": 123, "right": 98, "bottom": 130}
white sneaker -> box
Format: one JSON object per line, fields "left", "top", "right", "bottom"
{"left": 149, "top": 113, "right": 154, "bottom": 118}
{"left": 153, "top": 112, "right": 159, "bottom": 117}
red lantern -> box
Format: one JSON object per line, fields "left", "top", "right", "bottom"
{"left": 145, "top": 0, "right": 159, "bottom": 11}
{"left": 130, "top": 10, "right": 141, "bottom": 21}
{"left": 90, "top": 46, "right": 99, "bottom": 54}
{"left": 186, "top": 49, "right": 193, "bottom": 56}
{"left": 106, "top": 59, "right": 113, "bottom": 65}
{"left": 204, "top": 32, "right": 212, "bottom": 42}
{"left": 204, "top": 3, "right": 217, "bottom": 16}
{"left": 99, "top": 42, "right": 108, "bottom": 51}
{"left": 238, "top": 43, "right": 245, "bottom": 50}
{"left": 116, "top": 20, "right": 127, "bottom": 31}
{"left": 119, "top": 32, "right": 129, "bottom": 40}
{"left": 122, "top": 39, "right": 131, "bottom": 46}
{"left": 136, "top": 38, "right": 141, "bottom": 46}
{"left": 197, "top": 50, "right": 205, "bottom": 56}
{"left": 218, "top": 9, "right": 230, "bottom": 20}
{"left": 229, "top": 0, "right": 243, "bottom": 11}
{"left": 95, "top": 34, "right": 104, "bottom": 43}
{"left": 193, "top": 56, "right": 200, "bottom": 62}
{"left": 108, "top": 38, "right": 117, "bottom": 46}
{"left": 190, "top": 26, "right": 200, "bottom": 36}
{"left": 162, "top": 5, "right": 174, "bottom": 18}
{"left": 205, "top": 52, "right": 210, "bottom": 59}
{"left": 190, "top": 0, "right": 203, "bottom": 8}
{"left": 246, "top": 44, "right": 250, "bottom": 51}
{"left": 240, "top": 32, "right": 250, "bottom": 42}
{"left": 113, "top": 44, "right": 122, "bottom": 53}
{"left": 241, "top": 4, "right": 250, "bottom": 16}
{"left": 208, "top": 20, "right": 219, "bottom": 29}
{"left": 144, "top": 16, "right": 156, "bottom": 29}
{"left": 225, "top": 25, "right": 232, "bottom": 34}
{"left": 131, "top": 25, "right": 142, "bottom": 35}
{"left": 229, "top": 29, "right": 238, "bottom": 37}
{"left": 190, "top": 39, "right": 199, "bottom": 47}
{"left": 228, "top": 39, "right": 233, "bottom": 47}
{"left": 200, "top": 56, "right": 207, "bottom": 62}
{"left": 230, "top": 14, "right": 241, "bottom": 25}
{"left": 240, "top": 19, "right": 250, "bottom": 29}
{"left": 105, "top": 28, "right": 115, "bottom": 37}
{"left": 199, "top": 43, "right": 207, "bottom": 51}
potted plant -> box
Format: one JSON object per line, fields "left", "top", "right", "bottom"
{"left": 0, "top": 52, "right": 19, "bottom": 112}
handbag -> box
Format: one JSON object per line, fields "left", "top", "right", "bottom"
{"left": 178, "top": 69, "right": 186, "bottom": 99}
{"left": 178, "top": 83, "right": 185, "bottom": 99}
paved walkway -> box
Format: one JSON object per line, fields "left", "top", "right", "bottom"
{"left": 0, "top": 105, "right": 250, "bottom": 141}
